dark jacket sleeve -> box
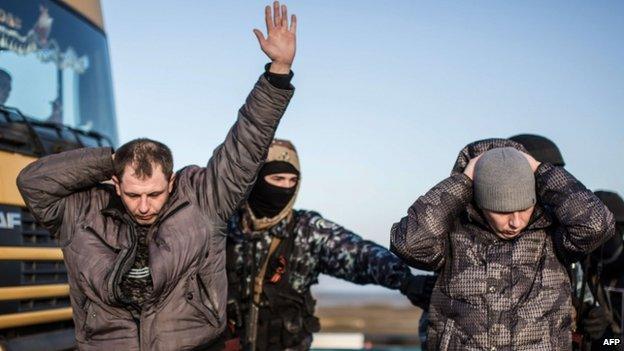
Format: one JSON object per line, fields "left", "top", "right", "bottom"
{"left": 176, "top": 75, "right": 294, "bottom": 223}
{"left": 536, "top": 163, "right": 615, "bottom": 262}
{"left": 309, "top": 214, "right": 411, "bottom": 290}
{"left": 16, "top": 147, "right": 114, "bottom": 235}
{"left": 390, "top": 174, "right": 473, "bottom": 271}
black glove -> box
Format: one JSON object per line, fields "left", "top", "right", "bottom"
{"left": 400, "top": 274, "right": 437, "bottom": 310}
{"left": 583, "top": 305, "right": 610, "bottom": 340}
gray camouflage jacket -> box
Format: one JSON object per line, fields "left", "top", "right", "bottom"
{"left": 16, "top": 75, "right": 293, "bottom": 351}
{"left": 391, "top": 139, "right": 615, "bottom": 351}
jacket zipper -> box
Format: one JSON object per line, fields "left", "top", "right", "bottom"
{"left": 107, "top": 217, "right": 139, "bottom": 306}
{"left": 196, "top": 273, "right": 220, "bottom": 323}
{"left": 134, "top": 317, "right": 141, "bottom": 350}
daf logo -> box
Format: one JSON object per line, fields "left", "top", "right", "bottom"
{"left": 0, "top": 211, "right": 21, "bottom": 229}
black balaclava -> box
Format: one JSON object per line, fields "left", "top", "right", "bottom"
{"left": 248, "top": 161, "right": 299, "bottom": 219}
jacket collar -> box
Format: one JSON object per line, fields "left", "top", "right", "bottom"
{"left": 101, "top": 188, "right": 128, "bottom": 220}
{"left": 232, "top": 208, "right": 294, "bottom": 240}
{"left": 465, "top": 203, "right": 553, "bottom": 244}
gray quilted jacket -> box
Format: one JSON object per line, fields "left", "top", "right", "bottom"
{"left": 391, "top": 139, "right": 615, "bottom": 351}
{"left": 16, "top": 75, "right": 293, "bottom": 351}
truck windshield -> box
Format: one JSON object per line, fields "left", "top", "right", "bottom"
{"left": 0, "top": 0, "right": 118, "bottom": 145}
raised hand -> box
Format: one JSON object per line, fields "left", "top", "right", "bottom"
{"left": 463, "top": 154, "right": 482, "bottom": 180}
{"left": 253, "top": 1, "right": 297, "bottom": 74}
{"left": 520, "top": 151, "right": 541, "bottom": 172}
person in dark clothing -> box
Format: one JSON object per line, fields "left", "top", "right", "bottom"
{"left": 0, "top": 69, "right": 12, "bottom": 105}
{"left": 16, "top": 3, "right": 298, "bottom": 349}
{"left": 578, "top": 191, "right": 624, "bottom": 350}
{"left": 509, "top": 134, "right": 566, "bottom": 167}
{"left": 223, "top": 139, "right": 436, "bottom": 351}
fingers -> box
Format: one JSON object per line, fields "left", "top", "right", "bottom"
{"left": 520, "top": 151, "right": 540, "bottom": 171}
{"left": 273, "top": 1, "right": 281, "bottom": 28}
{"left": 265, "top": 2, "right": 295, "bottom": 33}
{"left": 264, "top": 5, "right": 273, "bottom": 33}
{"left": 281, "top": 5, "right": 288, "bottom": 27}
{"left": 253, "top": 29, "right": 267, "bottom": 47}
{"left": 289, "top": 14, "right": 297, "bottom": 33}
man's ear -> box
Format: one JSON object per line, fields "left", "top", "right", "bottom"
{"left": 168, "top": 174, "right": 176, "bottom": 194}
{"left": 112, "top": 175, "right": 121, "bottom": 196}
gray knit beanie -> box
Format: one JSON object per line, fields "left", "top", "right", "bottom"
{"left": 473, "top": 147, "right": 536, "bottom": 212}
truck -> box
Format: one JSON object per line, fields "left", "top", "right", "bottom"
{"left": 0, "top": 1, "right": 117, "bottom": 349}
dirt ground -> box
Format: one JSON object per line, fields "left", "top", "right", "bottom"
{"left": 317, "top": 303, "right": 423, "bottom": 335}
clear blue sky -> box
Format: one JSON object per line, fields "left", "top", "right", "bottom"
{"left": 102, "top": 0, "right": 624, "bottom": 293}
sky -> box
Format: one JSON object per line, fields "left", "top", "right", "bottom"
{"left": 102, "top": 0, "right": 624, "bottom": 293}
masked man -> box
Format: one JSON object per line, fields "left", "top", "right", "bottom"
{"left": 224, "top": 139, "right": 435, "bottom": 351}
{"left": 17, "top": 2, "right": 297, "bottom": 350}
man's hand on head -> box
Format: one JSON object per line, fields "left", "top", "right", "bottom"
{"left": 464, "top": 149, "right": 540, "bottom": 180}
{"left": 254, "top": 1, "right": 297, "bottom": 74}
{"left": 463, "top": 154, "right": 482, "bottom": 181}
{"left": 520, "top": 151, "right": 541, "bottom": 172}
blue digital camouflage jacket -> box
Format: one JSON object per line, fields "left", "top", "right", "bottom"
{"left": 227, "top": 209, "right": 413, "bottom": 297}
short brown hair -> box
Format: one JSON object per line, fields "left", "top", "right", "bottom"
{"left": 114, "top": 138, "right": 173, "bottom": 180}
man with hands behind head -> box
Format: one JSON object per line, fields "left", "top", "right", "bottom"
{"left": 17, "top": 2, "right": 297, "bottom": 350}
{"left": 391, "top": 138, "right": 615, "bottom": 351}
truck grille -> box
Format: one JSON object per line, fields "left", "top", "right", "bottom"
{"left": 0, "top": 207, "right": 70, "bottom": 314}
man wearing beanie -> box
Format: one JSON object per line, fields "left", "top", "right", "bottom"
{"left": 223, "top": 139, "right": 436, "bottom": 351}
{"left": 418, "top": 136, "right": 559, "bottom": 349}
{"left": 391, "top": 138, "right": 615, "bottom": 350}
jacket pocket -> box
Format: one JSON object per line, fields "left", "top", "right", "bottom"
{"left": 438, "top": 318, "right": 470, "bottom": 351}
{"left": 82, "top": 299, "right": 135, "bottom": 341}
{"left": 83, "top": 299, "right": 95, "bottom": 340}
{"left": 186, "top": 274, "right": 220, "bottom": 327}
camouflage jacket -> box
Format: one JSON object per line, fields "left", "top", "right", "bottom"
{"left": 226, "top": 209, "right": 418, "bottom": 349}
{"left": 228, "top": 209, "right": 413, "bottom": 295}
{"left": 390, "top": 139, "right": 615, "bottom": 351}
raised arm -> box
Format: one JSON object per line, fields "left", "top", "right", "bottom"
{"left": 536, "top": 163, "right": 615, "bottom": 263}
{"left": 390, "top": 173, "right": 473, "bottom": 271}
{"left": 16, "top": 147, "right": 114, "bottom": 234}
{"left": 178, "top": 2, "right": 297, "bottom": 222}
